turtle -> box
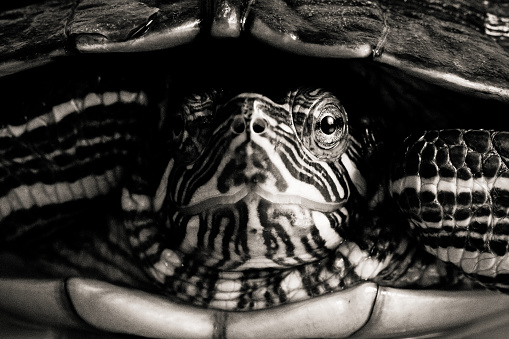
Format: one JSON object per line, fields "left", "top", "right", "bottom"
{"left": 2, "top": 0, "right": 509, "bottom": 338}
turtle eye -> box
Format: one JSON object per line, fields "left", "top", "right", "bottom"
{"left": 314, "top": 105, "right": 345, "bottom": 149}
{"left": 319, "top": 115, "right": 338, "bottom": 134}
{"left": 168, "top": 90, "right": 217, "bottom": 163}
{"left": 294, "top": 90, "right": 349, "bottom": 160}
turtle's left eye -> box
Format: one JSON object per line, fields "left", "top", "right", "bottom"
{"left": 294, "top": 90, "right": 349, "bottom": 160}
{"left": 314, "top": 104, "right": 345, "bottom": 149}
{"left": 319, "top": 115, "right": 338, "bottom": 134}
{"left": 167, "top": 90, "right": 218, "bottom": 164}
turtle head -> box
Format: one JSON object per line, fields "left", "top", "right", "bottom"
{"left": 167, "top": 87, "right": 351, "bottom": 210}
{"left": 124, "top": 87, "right": 374, "bottom": 309}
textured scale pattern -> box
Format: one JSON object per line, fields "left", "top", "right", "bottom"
{"left": 391, "top": 129, "right": 509, "bottom": 289}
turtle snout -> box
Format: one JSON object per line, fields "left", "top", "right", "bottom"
{"left": 217, "top": 142, "right": 285, "bottom": 193}
{"left": 230, "top": 115, "right": 268, "bottom": 135}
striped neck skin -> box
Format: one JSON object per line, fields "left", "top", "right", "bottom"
{"left": 125, "top": 88, "right": 372, "bottom": 310}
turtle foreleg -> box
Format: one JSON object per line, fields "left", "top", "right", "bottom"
{"left": 392, "top": 129, "right": 509, "bottom": 291}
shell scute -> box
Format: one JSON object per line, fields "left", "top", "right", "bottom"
{"left": 69, "top": 0, "right": 201, "bottom": 52}
{"left": 0, "top": 0, "right": 202, "bottom": 75}
{"left": 69, "top": 0, "right": 159, "bottom": 42}
{"left": 249, "top": 0, "right": 509, "bottom": 99}
{"left": 376, "top": 0, "right": 509, "bottom": 99}
{"left": 249, "top": 0, "right": 384, "bottom": 57}
{"left": 0, "top": 1, "right": 73, "bottom": 74}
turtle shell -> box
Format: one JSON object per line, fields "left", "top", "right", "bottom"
{"left": 2, "top": 0, "right": 509, "bottom": 338}
{"left": 2, "top": 0, "right": 509, "bottom": 96}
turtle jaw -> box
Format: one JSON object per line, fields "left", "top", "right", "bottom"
{"left": 143, "top": 188, "right": 357, "bottom": 310}
{"left": 176, "top": 187, "right": 346, "bottom": 216}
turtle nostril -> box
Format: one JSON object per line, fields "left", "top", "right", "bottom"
{"left": 252, "top": 118, "right": 267, "bottom": 134}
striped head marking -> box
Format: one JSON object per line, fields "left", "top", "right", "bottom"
{"left": 167, "top": 88, "right": 351, "bottom": 212}
{"left": 145, "top": 88, "right": 365, "bottom": 309}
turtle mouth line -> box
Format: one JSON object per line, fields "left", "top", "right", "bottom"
{"left": 177, "top": 187, "right": 346, "bottom": 215}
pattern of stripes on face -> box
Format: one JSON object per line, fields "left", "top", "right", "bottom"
{"left": 155, "top": 244, "right": 361, "bottom": 311}
{"left": 170, "top": 91, "right": 351, "bottom": 207}
{"left": 157, "top": 194, "right": 348, "bottom": 272}
{"left": 391, "top": 129, "right": 509, "bottom": 279}
{"left": 256, "top": 199, "right": 349, "bottom": 265}
{"left": 171, "top": 90, "right": 217, "bottom": 162}
{"left": 215, "top": 140, "right": 289, "bottom": 194}
{"left": 289, "top": 87, "right": 328, "bottom": 138}
{"left": 196, "top": 199, "right": 250, "bottom": 270}
{"left": 269, "top": 118, "right": 349, "bottom": 202}
{"left": 122, "top": 176, "right": 353, "bottom": 309}
{"left": 268, "top": 122, "right": 365, "bottom": 205}
{"left": 339, "top": 134, "right": 370, "bottom": 198}
{"left": 0, "top": 91, "right": 151, "bottom": 242}
{"left": 170, "top": 121, "right": 233, "bottom": 205}
{"left": 120, "top": 89, "right": 362, "bottom": 309}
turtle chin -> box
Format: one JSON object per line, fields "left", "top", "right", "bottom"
{"left": 142, "top": 192, "right": 367, "bottom": 310}
{"left": 178, "top": 191, "right": 349, "bottom": 267}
